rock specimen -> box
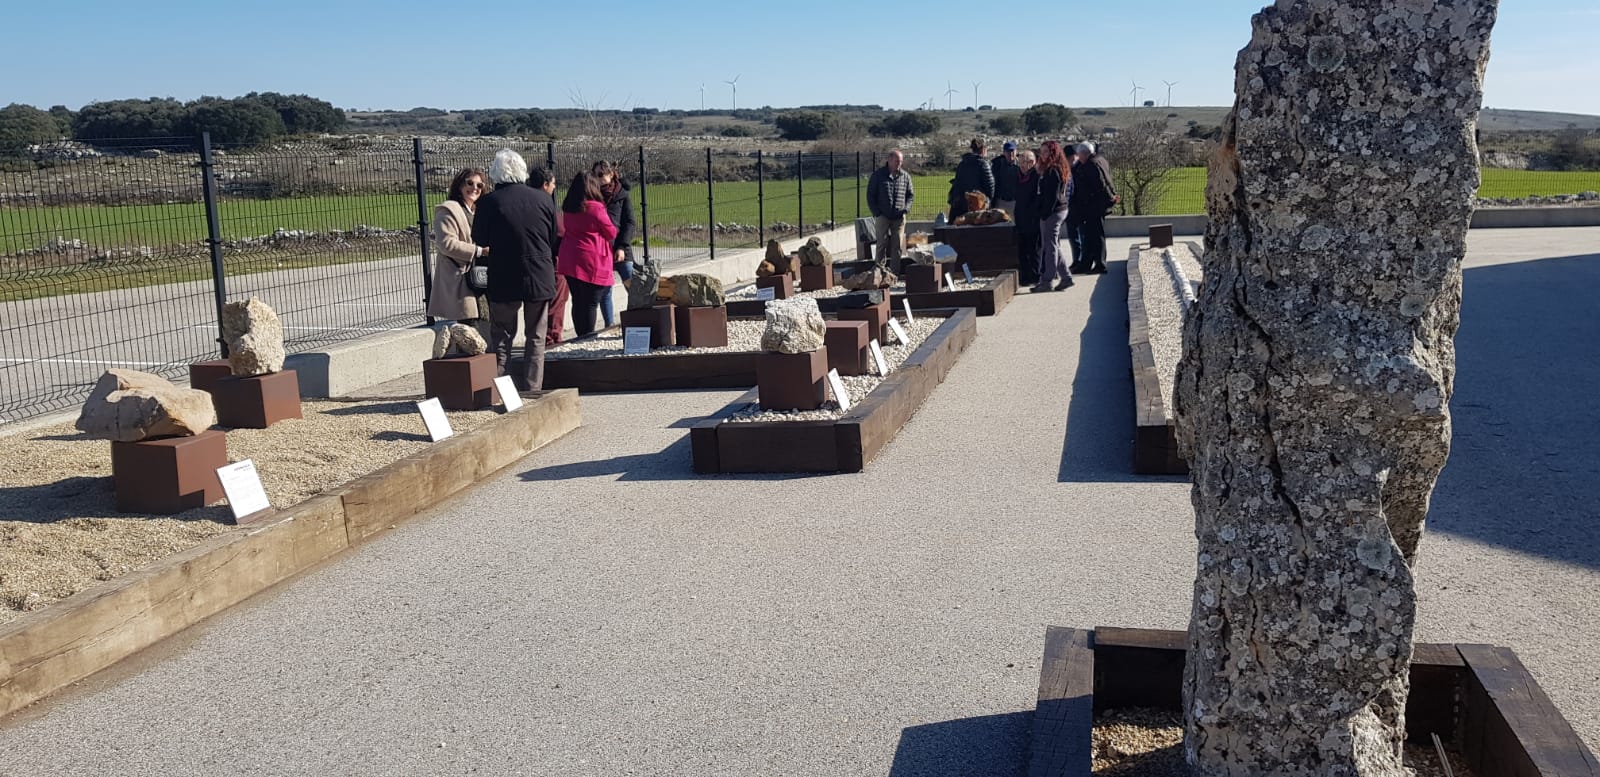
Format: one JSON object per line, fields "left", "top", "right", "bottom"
{"left": 670, "top": 273, "right": 725, "bottom": 307}
{"left": 431, "top": 323, "right": 488, "bottom": 359}
{"left": 76, "top": 369, "right": 217, "bottom": 442}
{"left": 221, "top": 297, "right": 285, "bottom": 376}
{"left": 951, "top": 208, "right": 1012, "bottom": 226}
{"left": 757, "top": 239, "right": 794, "bottom": 277}
{"left": 837, "top": 290, "right": 884, "bottom": 309}
{"left": 797, "top": 237, "right": 833, "bottom": 267}
{"left": 655, "top": 276, "right": 677, "bottom": 303}
{"left": 627, "top": 257, "right": 660, "bottom": 311}
{"left": 1171, "top": 2, "right": 1498, "bottom": 775}
{"left": 907, "top": 244, "right": 958, "bottom": 267}
{"left": 842, "top": 265, "right": 897, "bottom": 291}
{"left": 962, "top": 191, "right": 988, "bottom": 213}
{"left": 759, "top": 297, "right": 826, "bottom": 354}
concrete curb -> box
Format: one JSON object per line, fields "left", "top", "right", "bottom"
{"left": 0, "top": 389, "right": 581, "bottom": 720}
{"left": 1126, "top": 245, "right": 1188, "bottom": 475}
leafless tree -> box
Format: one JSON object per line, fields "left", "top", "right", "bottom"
{"left": 1100, "top": 119, "right": 1189, "bottom": 215}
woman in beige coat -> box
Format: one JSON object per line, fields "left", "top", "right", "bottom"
{"left": 427, "top": 167, "right": 490, "bottom": 324}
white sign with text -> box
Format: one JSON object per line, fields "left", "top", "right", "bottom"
{"left": 901, "top": 299, "right": 915, "bottom": 324}
{"left": 944, "top": 272, "right": 957, "bottom": 291}
{"left": 887, "top": 319, "right": 910, "bottom": 346}
{"left": 217, "top": 459, "right": 271, "bottom": 522}
{"left": 826, "top": 368, "right": 852, "bottom": 412}
{"left": 868, "top": 339, "right": 889, "bottom": 376}
{"left": 962, "top": 263, "right": 974, "bottom": 284}
{"left": 417, "top": 397, "right": 454, "bottom": 442}
{"left": 623, "top": 327, "right": 653, "bottom": 355}
{"left": 494, "top": 375, "right": 523, "bottom": 412}
{"left": 755, "top": 286, "right": 776, "bottom": 301}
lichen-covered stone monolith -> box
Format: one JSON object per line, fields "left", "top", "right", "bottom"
{"left": 1172, "top": 2, "right": 1498, "bottom": 775}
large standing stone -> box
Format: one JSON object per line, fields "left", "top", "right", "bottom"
{"left": 670, "top": 273, "right": 725, "bottom": 307}
{"left": 1172, "top": 2, "right": 1498, "bottom": 775}
{"left": 76, "top": 369, "right": 217, "bottom": 442}
{"left": 222, "top": 297, "right": 284, "bottom": 376}
{"left": 759, "top": 297, "right": 826, "bottom": 354}
{"left": 627, "top": 257, "right": 661, "bottom": 311}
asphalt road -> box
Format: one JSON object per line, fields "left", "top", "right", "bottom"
{"left": 1, "top": 230, "right": 1595, "bottom": 776}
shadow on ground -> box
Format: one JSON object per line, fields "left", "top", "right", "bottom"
{"left": 1430, "top": 252, "right": 1600, "bottom": 569}
{"left": 888, "top": 711, "right": 1030, "bottom": 777}
{"left": 0, "top": 475, "right": 231, "bottom": 524}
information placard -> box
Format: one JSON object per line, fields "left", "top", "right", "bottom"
{"left": 623, "top": 327, "right": 653, "bottom": 355}
{"left": 755, "top": 286, "right": 776, "bottom": 301}
{"left": 887, "top": 319, "right": 910, "bottom": 346}
{"left": 216, "top": 459, "right": 271, "bottom": 522}
{"left": 962, "top": 263, "right": 974, "bottom": 284}
{"left": 868, "top": 339, "right": 889, "bottom": 376}
{"left": 944, "top": 272, "right": 957, "bottom": 291}
{"left": 494, "top": 375, "right": 523, "bottom": 412}
{"left": 417, "top": 397, "right": 454, "bottom": 442}
{"left": 826, "top": 368, "right": 852, "bottom": 412}
{"left": 901, "top": 299, "right": 915, "bottom": 324}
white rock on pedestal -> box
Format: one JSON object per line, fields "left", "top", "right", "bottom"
{"left": 759, "top": 297, "right": 826, "bottom": 354}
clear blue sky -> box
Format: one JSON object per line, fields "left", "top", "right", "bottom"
{"left": 2, "top": 0, "right": 1595, "bottom": 116}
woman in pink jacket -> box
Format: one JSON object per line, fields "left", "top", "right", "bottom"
{"left": 555, "top": 172, "right": 619, "bottom": 337}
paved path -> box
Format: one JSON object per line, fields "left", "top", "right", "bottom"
{"left": 1, "top": 230, "right": 1596, "bottom": 776}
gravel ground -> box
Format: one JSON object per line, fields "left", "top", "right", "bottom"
{"left": 725, "top": 276, "right": 988, "bottom": 302}
{"left": 1139, "top": 244, "right": 1203, "bottom": 421}
{"left": 724, "top": 316, "right": 942, "bottom": 423}
{"left": 546, "top": 321, "right": 766, "bottom": 360}
{"left": 0, "top": 400, "right": 497, "bottom": 625}
{"left": 1091, "top": 708, "right": 1475, "bottom": 776}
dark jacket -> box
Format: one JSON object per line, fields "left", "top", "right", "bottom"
{"left": 990, "top": 153, "right": 1019, "bottom": 201}
{"left": 1037, "top": 166, "right": 1069, "bottom": 215}
{"left": 604, "top": 179, "right": 636, "bottom": 254}
{"left": 1068, "top": 155, "right": 1117, "bottom": 216}
{"left": 867, "top": 166, "right": 915, "bottom": 219}
{"left": 472, "top": 182, "right": 559, "bottom": 303}
{"left": 947, "top": 152, "right": 996, "bottom": 206}
{"left": 1014, "top": 167, "right": 1042, "bottom": 228}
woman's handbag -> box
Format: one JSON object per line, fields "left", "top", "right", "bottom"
{"left": 465, "top": 263, "right": 490, "bottom": 293}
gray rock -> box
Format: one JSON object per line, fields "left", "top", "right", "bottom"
{"left": 75, "top": 369, "right": 217, "bottom": 442}
{"left": 1171, "top": 2, "right": 1498, "bottom": 774}
{"left": 627, "top": 258, "right": 661, "bottom": 311}
{"left": 432, "top": 323, "right": 488, "bottom": 359}
{"left": 221, "top": 297, "right": 285, "bottom": 377}
{"left": 842, "top": 266, "right": 896, "bottom": 291}
{"left": 669, "top": 273, "right": 726, "bottom": 307}
{"left": 837, "top": 290, "right": 884, "bottom": 309}
{"left": 759, "top": 297, "right": 826, "bottom": 354}
{"left": 797, "top": 237, "right": 833, "bottom": 267}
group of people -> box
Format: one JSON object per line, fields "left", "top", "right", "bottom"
{"left": 425, "top": 149, "right": 638, "bottom": 392}
{"left": 867, "top": 138, "right": 1119, "bottom": 294}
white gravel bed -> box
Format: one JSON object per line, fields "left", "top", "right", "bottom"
{"left": 0, "top": 399, "right": 498, "bottom": 624}
{"left": 1140, "top": 244, "right": 1205, "bottom": 421}
{"left": 724, "top": 316, "right": 944, "bottom": 424}
{"left": 545, "top": 321, "right": 766, "bottom": 359}
{"left": 725, "top": 275, "right": 988, "bottom": 302}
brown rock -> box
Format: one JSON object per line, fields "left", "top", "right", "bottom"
{"left": 75, "top": 369, "right": 217, "bottom": 442}
{"left": 655, "top": 276, "right": 677, "bottom": 303}
{"left": 798, "top": 237, "right": 833, "bottom": 267}
{"left": 669, "top": 273, "right": 726, "bottom": 307}
{"left": 842, "top": 266, "right": 896, "bottom": 290}
{"left": 963, "top": 191, "right": 988, "bottom": 213}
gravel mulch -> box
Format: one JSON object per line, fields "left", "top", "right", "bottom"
{"left": 545, "top": 321, "right": 766, "bottom": 360}
{"left": 1091, "top": 708, "right": 1476, "bottom": 776}
{"left": 724, "top": 316, "right": 942, "bottom": 424}
{"left": 724, "top": 276, "right": 990, "bottom": 302}
{"left": 0, "top": 400, "right": 498, "bottom": 625}
{"left": 1139, "top": 244, "right": 1203, "bottom": 421}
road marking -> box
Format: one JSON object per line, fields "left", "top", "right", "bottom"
{"left": 336, "top": 303, "right": 419, "bottom": 308}
{"left": 0, "top": 357, "right": 172, "bottom": 366}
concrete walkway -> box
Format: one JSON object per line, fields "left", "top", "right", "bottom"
{"left": 1, "top": 230, "right": 1597, "bottom": 776}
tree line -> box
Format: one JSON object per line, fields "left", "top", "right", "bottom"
{"left": 0, "top": 93, "right": 346, "bottom": 151}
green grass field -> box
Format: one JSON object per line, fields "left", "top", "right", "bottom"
{"left": 3, "top": 168, "right": 1596, "bottom": 256}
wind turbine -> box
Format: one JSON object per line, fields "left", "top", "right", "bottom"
{"left": 944, "top": 80, "right": 958, "bottom": 111}
{"left": 1130, "top": 79, "right": 1144, "bottom": 107}
{"left": 698, "top": 83, "right": 706, "bottom": 110}
{"left": 1163, "top": 80, "right": 1178, "bottom": 107}
{"left": 725, "top": 74, "right": 741, "bottom": 110}
{"left": 972, "top": 81, "right": 982, "bottom": 111}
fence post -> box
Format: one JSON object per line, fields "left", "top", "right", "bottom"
{"left": 797, "top": 151, "right": 804, "bottom": 239}
{"left": 856, "top": 151, "right": 863, "bottom": 220}
{"left": 638, "top": 146, "right": 650, "bottom": 264}
{"left": 829, "top": 151, "right": 836, "bottom": 228}
{"left": 546, "top": 141, "right": 555, "bottom": 172}
{"left": 757, "top": 149, "right": 765, "bottom": 248}
{"left": 706, "top": 148, "right": 715, "bottom": 260}
{"left": 198, "top": 132, "right": 230, "bottom": 358}
{"left": 413, "top": 137, "right": 434, "bottom": 326}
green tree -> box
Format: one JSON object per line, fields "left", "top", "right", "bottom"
{"left": 1021, "top": 103, "right": 1076, "bottom": 134}
{"left": 72, "top": 98, "right": 188, "bottom": 143}
{"left": 871, "top": 111, "right": 941, "bottom": 138}
{"left": 246, "top": 92, "right": 346, "bottom": 134}
{"left": 774, "top": 111, "right": 835, "bottom": 141}
{"left": 475, "top": 110, "right": 551, "bottom": 137}
{"left": 182, "top": 97, "right": 288, "bottom": 146}
{"left": 0, "top": 104, "right": 61, "bottom": 152}
{"left": 988, "top": 115, "right": 1023, "bottom": 135}
{"left": 47, "top": 105, "right": 75, "bottom": 137}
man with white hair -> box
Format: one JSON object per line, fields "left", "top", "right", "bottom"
{"left": 472, "top": 149, "right": 561, "bottom": 392}
{"left": 866, "top": 149, "right": 914, "bottom": 261}
{"left": 1066, "top": 142, "right": 1118, "bottom": 274}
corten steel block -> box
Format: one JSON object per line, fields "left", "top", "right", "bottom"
{"left": 674, "top": 305, "right": 729, "bottom": 348}
{"left": 757, "top": 349, "right": 828, "bottom": 411}
{"left": 423, "top": 353, "right": 500, "bottom": 411}
{"left": 933, "top": 224, "right": 1017, "bottom": 273}
{"left": 799, "top": 263, "right": 835, "bottom": 292}
{"left": 110, "top": 429, "right": 227, "bottom": 514}
{"left": 755, "top": 274, "right": 795, "bottom": 300}
{"left": 214, "top": 370, "right": 303, "bottom": 429}
{"left": 905, "top": 263, "right": 946, "bottom": 294}
{"left": 837, "top": 299, "right": 891, "bottom": 343}
{"left": 824, "top": 320, "right": 870, "bottom": 376}
{"left": 619, "top": 304, "right": 676, "bottom": 348}
{"left": 188, "top": 360, "right": 232, "bottom": 395}
{"left": 1149, "top": 224, "right": 1174, "bottom": 248}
